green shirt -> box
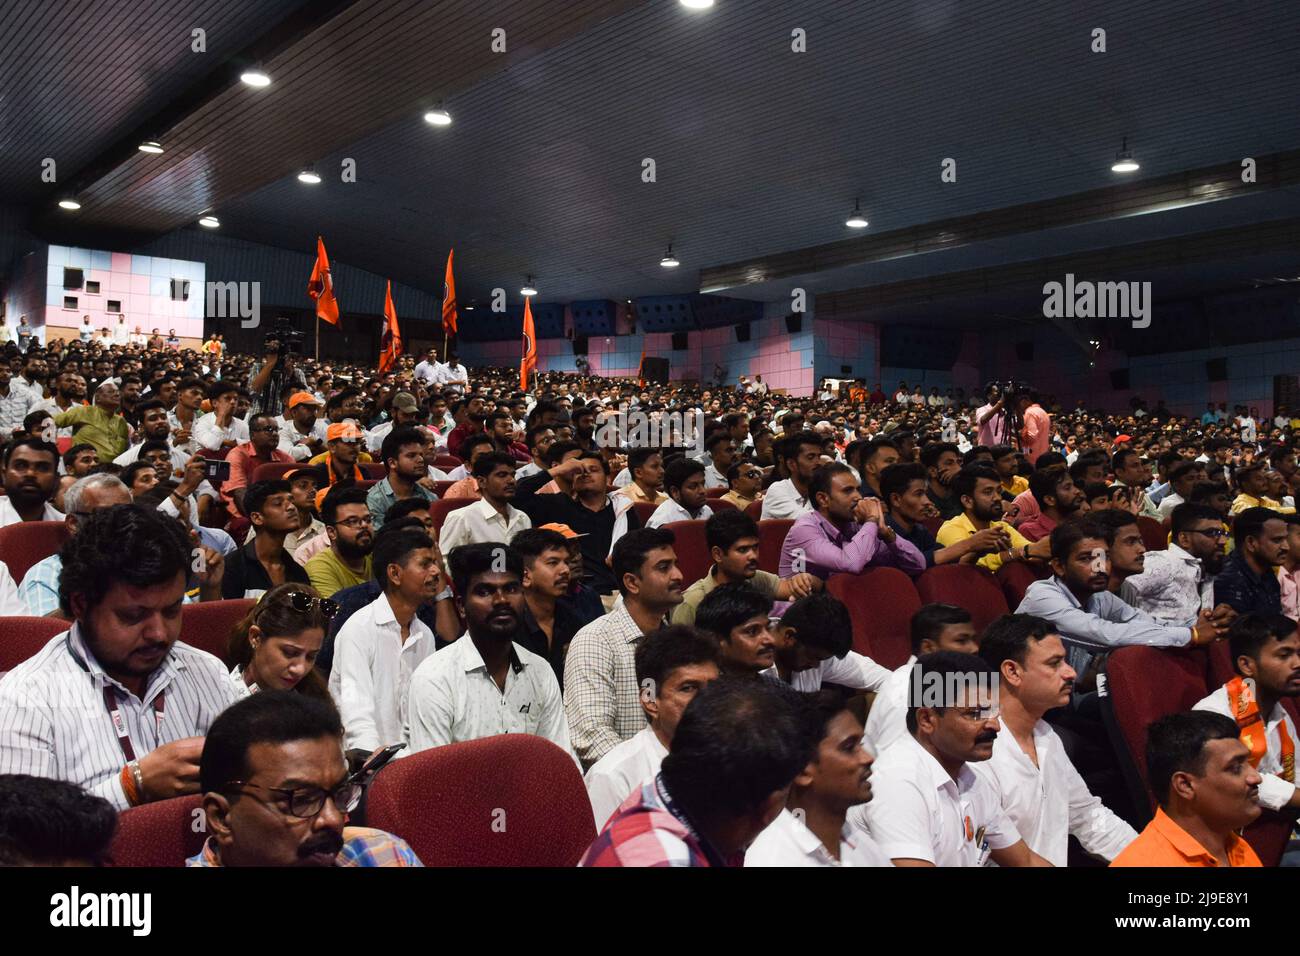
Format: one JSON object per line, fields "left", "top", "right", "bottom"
{"left": 53, "top": 405, "right": 130, "bottom": 461}
{"left": 670, "top": 566, "right": 781, "bottom": 626}
{"left": 305, "top": 548, "right": 373, "bottom": 598}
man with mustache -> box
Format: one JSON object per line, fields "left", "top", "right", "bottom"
{"left": 747, "top": 691, "right": 891, "bottom": 866}
{"left": 1111, "top": 711, "right": 1263, "bottom": 867}
{"left": 53, "top": 378, "right": 130, "bottom": 462}
{"left": 190, "top": 692, "right": 421, "bottom": 867}
{"left": 695, "top": 583, "right": 778, "bottom": 677}
{"left": 852, "top": 651, "right": 1051, "bottom": 866}
{"left": 1017, "top": 466, "right": 1085, "bottom": 543}
{"left": 1193, "top": 614, "right": 1300, "bottom": 812}
{"left": 645, "top": 457, "right": 714, "bottom": 528}
{"left": 366, "top": 427, "right": 437, "bottom": 531}
{"left": 510, "top": 527, "right": 590, "bottom": 686}
{"left": 975, "top": 615, "right": 1137, "bottom": 866}
{"left": 0, "top": 504, "right": 238, "bottom": 809}
{"left": 936, "top": 464, "right": 1050, "bottom": 573}
{"left": 405, "top": 543, "right": 572, "bottom": 761}
{"left": 921, "top": 441, "right": 964, "bottom": 521}
{"left": 0, "top": 436, "right": 62, "bottom": 526}
{"left": 1121, "top": 503, "right": 1236, "bottom": 627}
{"left": 437, "top": 451, "right": 531, "bottom": 552}
{"left": 307, "top": 486, "right": 375, "bottom": 600}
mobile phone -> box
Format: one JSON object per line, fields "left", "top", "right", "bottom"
{"left": 353, "top": 743, "right": 406, "bottom": 784}
{"left": 203, "top": 458, "right": 231, "bottom": 482}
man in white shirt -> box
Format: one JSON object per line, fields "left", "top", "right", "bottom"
{"left": 1, "top": 437, "right": 64, "bottom": 526}
{"left": 585, "top": 624, "right": 720, "bottom": 829}
{"left": 864, "top": 604, "right": 979, "bottom": 756}
{"left": 761, "top": 431, "right": 821, "bottom": 519}
{"left": 194, "top": 381, "right": 249, "bottom": 452}
{"left": 1156, "top": 460, "right": 1208, "bottom": 520}
{"left": 1120, "top": 503, "right": 1231, "bottom": 627}
{"left": 646, "top": 458, "right": 714, "bottom": 528}
{"left": 765, "top": 592, "right": 891, "bottom": 693}
{"left": 413, "top": 349, "right": 443, "bottom": 388}
{"left": 111, "top": 316, "right": 130, "bottom": 347}
{"left": 747, "top": 693, "right": 893, "bottom": 866}
{"left": 437, "top": 451, "right": 532, "bottom": 552}
{"left": 438, "top": 353, "right": 469, "bottom": 394}
{"left": 1193, "top": 613, "right": 1300, "bottom": 812}
{"left": 702, "top": 434, "right": 736, "bottom": 489}
{"left": 277, "top": 391, "right": 327, "bottom": 461}
{"left": 329, "top": 525, "right": 441, "bottom": 755}
{"left": 974, "top": 614, "right": 1137, "bottom": 865}
{"left": 406, "top": 543, "right": 571, "bottom": 758}
{"left": 852, "top": 651, "right": 1051, "bottom": 866}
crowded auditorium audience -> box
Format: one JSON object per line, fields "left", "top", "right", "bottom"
{"left": 1, "top": 334, "right": 1299, "bottom": 870}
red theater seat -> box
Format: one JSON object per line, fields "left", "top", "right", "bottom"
{"left": 663, "top": 520, "right": 710, "bottom": 587}
{"left": 366, "top": 735, "right": 595, "bottom": 866}
{"left": 0, "top": 616, "right": 69, "bottom": 673}
{"left": 180, "top": 599, "right": 254, "bottom": 665}
{"left": 251, "top": 462, "right": 299, "bottom": 484}
{"left": 705, "top": 487, "right": 728, "bottom": 498}
{"left": 756, "top": 519, "right": 793, "bottom": 575}
{"left": 914, "top": 564, "right": 1009, "bottom": 631}
{"left": 919, "top": 514, "right": 943, "bottom": 536}
{"left": 428, "top": 498, "right": 475, "bottom": 537}
{"left": 708, "top": 497, "right": 737, "bottom": 512}
{"left": 359, "top": 463, "right": 386, "bottom": 480}
{"left": 826, "top": 568, "right": 921, "bottom": 668}
{"left": 0, "top": 520, "right": 69, "bottom": 584}
{"left": 431, "top": 480, "right": 457, "bottom": 499}
{"left": 433, "top": 455, "right": 462, "bottom": 470}
{"left": 744, "top": 500, "right": 763, "bottom": 520}
{"left": 995, "top": 560, "right": 1050, "bottom": 609}
{"left": 1137, "top": 516, "right": 1168, "bottom": 552}
{"left": 110, "top": 795, "right": 206, "bottom": 867}
{"left": 632, "top": 501, "right": 659, "bottom": 525}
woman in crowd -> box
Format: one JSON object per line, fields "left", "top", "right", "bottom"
{"left": 226, "top": 583, "right": 337, "bottom": 699}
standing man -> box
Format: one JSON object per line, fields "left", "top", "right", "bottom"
{"left": 53, "top": 380, "right": 129, "bottom": 461}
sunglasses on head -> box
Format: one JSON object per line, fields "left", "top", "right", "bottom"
{"left": 286, "top": 591, "right": 340, "bottom": 620}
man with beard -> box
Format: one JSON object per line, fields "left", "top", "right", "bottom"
{"left": 881, "top": 463, "right": 1005, "bottom": 569}
{"left": 1111, "top": 711, "right": 1263, "bottom": 867}
{"left": 438, "top": 451, "right": 531, "bottom": 552}
{"left": 278, "top": 391, "right": 327, "bottom": 462}
{"left": 32, "top": 368, "right": 86, "bottom": 438}
{"left": 405, "top": 543, "right": 573, "bottom": 759}
{"left": 747, "top": 691, "right": 891, "bottom": 866}
{"left": 1215, "top": 507, "right": 1289, "bottom": 617}
{"left": 646, "top": 457, "right": 714, "bottom": 528}
{"left": 1193, "top": 614, "right": 1300, "bottom": 812}
{"left": 223, "top": 412, "right": 294, "bottom": 518}
{"left": 315, "top": 422, "right": 366, "bottom": 486}
{"left": 921, "top": 441, "right": 964, "bottom": 521}
{"left": 54, "top": 379, "right": 129, "bottom": 461}
{"left": 510, "top": 527, "right": 591, "bottom": 685}
{"left": 1088, "top": 509, "right": 1148, "bottom": 595}
{"left": 0, "top": 504, "right": 238, "bottom": 809}
{"left": 169, "top": 377, "right": 205, "bottom": 455}
{"left": 1017, "top": 466, "right": 1085, "bottom": 542}
{"left": 0, "top": 360, "right": 39, "bottom": 438}
{"left": 330, "top": 527, "right": 440, "bottom": 754}
{"left": 366, "top": 427, "right": 437, "bottom": 531}
{"left": 761, "top": 431, "right": 822, "bottom": 519}
{"left": 221, "top": 480, "right": 309, "bottom": 600}
{"left": 16, "top": 353, "right": 48, "bottom": 398}
{"left": 0, "top": 436, "right": 62, "bottom": 526}
{"left": 937, "top": 464, "right": 1050, "bottom": 573}
{"left": 307, "top": 486, "right": 374, "bottom": 598}
{"left": 975, "top": 615, "right": 1137, "bottom": 866}
{"left": 852, "top": 651, "right": 1051, "bottom": 867}
{"left": 445, "top": 395, "right": 486, "bottom": 459}
{"left": 117, "top": 374, "right": 143, "bottom": 428}
{"left": 113, "top": 399, "right": 189, "bottom": 471}
{"left": 190, "top": 692, "right": 421, "bottom": 867}
{"left": 1121, "top": 504, "right": 1236, "bottom": 627}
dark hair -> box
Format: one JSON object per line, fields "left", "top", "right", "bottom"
{"left": 952, "top": 463, "right": 999, "bottom": 503}
{"left": 372, "top": 527, "right": 435, "bottom": 585}
{"left": 1085, "top": 507, "right": 1137, "bottom": 546}
{"left": 1049, "top": 516, "right": 1100, "bottom": 565}
{"left": 544, "top": 439, "right": 583, "bottom": 468}
{"left": 978, "top": 614, "right": 1059, "bottom": 669}
{"left": 910, "top": 603, "right": 973, "bottom": 654}
{"left": 920, "top": 442, "right": 960, "bottom": 469}
{"left": 704, "top": 509, "right": 759, "bottom": 553}
{"left": 1111, "top": 448, "right": 1140, "bottom": 473}
{"left": 384, "top": 496, "right": 432, "bottom": 527}
{"left": 447, "top": 541, "right": 523, "bottom": 596}
{"left": 905, "top": 651, "right": 996, "bottom": 733}
{"left": 1233, "top": 506, "right": 1283, "bottom": 549}
{"left": 879, "top": 462, "right": 926, "bottom": 505}
{"left": 635, "top": 625, "right": 721, "bottom": 721}
{"left": 2, "top": 436, "right": 58, "bottom": 469}
{"left": 0, "top": 775, "right": 117, "bottom": 866}
{"left": 1226, "top": 613, "right": 1298, "bottom": 673}
{"left": 1028, "top": 465, "right": 1070, "bottom": 509}
{"left": 226, "top": 584, "right": 332, "bottom": 700}
{"left": 61, "top": 443, "right": 97, "bottom": 469}
{"left": 1032, "top": 450, "right": 1067, "bottom": 471}
{"left": 472, "top": 450, "right": 517, "bottom": 479}
{"left": 120, "top": 460, "right": 159, "bottom": 490}
{"left": 627, "top": 446, "right": 660, "bottom": 475}
{"left": 207, "top": 379, "right": 238, "bottom": 401}
{"left": 244, "top": 479, "right": 292, "bottom": 521}
{"left": 663, "top": 456, "right": 704, "bottom": 495}
{"left": 1082, "top": 481, "right": 1110, "bottom": 502}
{"left": 510, "top": 527, "right": 571, "bottom": 566}
{"left": 659, "top": 677, "right": 811, "bottom": 823}
{"left": 1189, "top": 480, "right": 1230, "bottom": 506}
{"left": 1069, "top": 453, "right": 1108, "bottom": 484}
{"left": 990, "top": 443, "right": 1017, "bottom": 463}
{"left": 1145, "top": 711, "right": 1242, "bottom": 806}
{"left": 137, "top": 438, "right": 171, "bottom": 460}
{"left": 809, "top": 462, "right": 856, "bottom": 504}
{"left": 1167, "top": 459, "right": 1200, "bottom": 484}
{"left": 199, "top": 692, "right": 344, "bottom": 796}
{"left": 611, "top": 527, "right": 676, "bottom": 595}
{"left": 320, "top": 485, "right": 369, "bottom": 525}
{"left": 1170, "top": 502, "right": 1222, "bottom": 537}
{"left": 58, "top": 503, "right": 191, "bottom": 615}
{"left": 778, "top": 592, "right": 852, "bottom": 658}
{"left": 779, "top": 430, "right": 823, "bottom": 462}
{"left": 524, "top": 423, "right": 554, "bottom": 449}
{"left": 380, "top": 426, "right": 425, "bottom": 466}
{"left": 695, "top": 582, "right": 773, "bottom": 643}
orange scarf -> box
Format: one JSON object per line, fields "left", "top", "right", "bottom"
{"left": 1225, "top": 676, "right": 1295, "bottom": 783}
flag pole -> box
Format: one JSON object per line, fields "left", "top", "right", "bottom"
{"left": 315, "top": 314, "right": 320, "bottom": 362}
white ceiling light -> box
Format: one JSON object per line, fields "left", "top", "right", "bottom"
{"left": 845, "top": 199, "right": 868, "bottom": 229}
{"left": 240, "top": 68, "right": 272, "bottom": 88}
{"left": 680, "top": 0, "right": 714, "bottom": 8}
{"left": 1111, "top": 137, "right": 1140, "bottom": 174}
{"left": 137, "top": 140, "right": 164, "bottom": 154}
{"left": 58, "top": 197, "right": 81, "bottom": 211}
{"left": 520, "top": 276, "right": 538, "bottom": 297}
{"left": 198, "top": 215, "right": 220, "bottom": 228}
{"left": 423, "top": 107, "right": 452, "bottom": 126}
{"left": 660, "top": 243, "right": 680, "bottom": 268}
{"left": 297, "top": 168, "right": 322, "bottom": 184}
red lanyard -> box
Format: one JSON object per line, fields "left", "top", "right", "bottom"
{"left": 102, "top": 686, "right": 165, "bottom": 763}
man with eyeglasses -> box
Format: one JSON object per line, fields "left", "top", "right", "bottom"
{"left": 307, "top": 486, "right": 375, "bottom": 599}
{"left": 223, "top": 411, "right": 295, "bottom": 519}
{"left": 721, "top": 460, "right": 764, "bottom": 511}
{"left": 1120, "top": 503, "right": 1236, "bottom": 628}
{"left": 190, "top": 691, "right": 421, "bottom": 867}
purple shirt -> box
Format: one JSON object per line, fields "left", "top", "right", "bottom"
{"left": 778, "top": 510, "right": 927, "bottom": 579}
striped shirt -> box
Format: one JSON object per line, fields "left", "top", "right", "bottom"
{"left": 0, "top": 624, "right": 238, "bottom": 809}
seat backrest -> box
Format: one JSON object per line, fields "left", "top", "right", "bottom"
{"left": 433, "top": 455, "right": 462, "bottom": 470}
{"left": 0, "top": 520, "right": 69, "bottom": 583}
{"left": 744, "top": 500, "right": 763, "bottom": 520}
{"left": 1205, "top": 639, "right": 1238, "bottom": 689}
{"left": 756, "top": 519, "right": 793, "bottom": 575}
{"left": 632, "top": 501, "right": 658, "bottom": 525}
{"left": 914, "top": 564, "right": 1009, "bottom": 632}
{"left": 251, "top": 462, "right": 299, "bottom": 484}
{"left": 663, "top": 520, "right": 711, "bottom": 587}
{"left": 919, "top": 514, "right": 943, "bottom": 536}
{"left": 995, "top": 560, "right": 1050, "bottom": 609}
{"left": 180, "top": 599, "right": 255, "bottom": 666}
{"left": 359, "top": 462, "right": 386, "bottom": 480}
{"left": 704, "top": 487, "right": 728, "bottom": 498}
{"left": 708, "top": 497, "right": 737, "bottom": 512}
{"left": 1099, "top": 645, "right": 1211, "bottom": 822}
{"left": 826, "top": 568, "right": 921, "bottom": 668}
{"left": 1137, "top": 515, "right": 1168, "bottom": 552}
{"left": 110, "top": 795, "right": 206, "bottom": 866}
{"left": 431, "top": 480, "right": 457, "bottom": 499}
{"left": 429, "top": 497, "right": 475, "bottom": 536}
{"left": 366, "top": 736, "right": 595, "bottom": 866}
{"left": 0, "top": 616, "right": 68, "bottom": 672}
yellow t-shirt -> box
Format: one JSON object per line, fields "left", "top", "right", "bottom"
{"left": 936, "top": 512, "right": 1030, "bottom": 573}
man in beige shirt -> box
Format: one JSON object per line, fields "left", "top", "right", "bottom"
{"left": 617, "top": 448, "right": 667, "bottom": 506}
{"left": 721, "top": 460, "right": 765, "bottom": 512}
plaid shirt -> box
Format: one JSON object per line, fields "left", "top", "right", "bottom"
{"left": 580, "top": 774, "right": 739, "bottom": 867}
{"left": 187, "top": 827, "right": 422, "bottom": 867}
{"left": 563, "top": 603, "right": 655, "bottom": 768}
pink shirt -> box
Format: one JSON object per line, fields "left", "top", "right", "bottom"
{"left": 976, "top": 403, "right": 1006, "bottom": 447}
{"left": 1020, "top": 404, "right": 1051, "bottom": 465}
{"left": 1279, "top": 566, "right": 1300, "bottom": 621}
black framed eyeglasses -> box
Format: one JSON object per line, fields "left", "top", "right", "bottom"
{"left": 1188, "top": 527, "right": 1228, "bottom": 540}
{"left": 286, "top": 590, "right": 340, "bottom": 619}
{"left": 224, "top": 779, "right": 362, "bottom": 818}
{"left": 332, "top": 515, "right": 373, "bottom": 530}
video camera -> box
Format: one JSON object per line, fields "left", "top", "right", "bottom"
{"left": 265, "top": 318, "right": 305, "bottom": 356}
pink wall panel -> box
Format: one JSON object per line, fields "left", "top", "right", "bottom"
{"left": 129, "top": 274, "right": 150, "bottom": 295}
{"left": 111, "top": 253, "right": 132, "bottom": 273}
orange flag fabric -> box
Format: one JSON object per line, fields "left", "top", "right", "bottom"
{"left": 442, "top": 249, "right": 458, "bottom": 337}
{"left": 378, "top": 280, "right": 402, "bottom": 374}
{"left": 521, "top": 297, "right": 537, "bottom": 391}
{"left": 307, "top": 236, "right": 340, "bottom": 326}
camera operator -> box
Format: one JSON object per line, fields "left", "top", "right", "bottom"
{"left": 249, "top": 323, "right": 309, "bottom": 418}
{"left": 976, "top": 383, "right": 1009, "bottom": 448}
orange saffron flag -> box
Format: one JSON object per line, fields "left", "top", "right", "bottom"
{"left": 520, "top": 297, "right": 537, "bottom": 391}
{"left": 307, "top": 236, "right": 340, "bottom": 326}
{"left": 442, "top": 249, "right": 458, "bottom": 337}
{"left": 378, "top": 280, "right": 402, "bottom": 374}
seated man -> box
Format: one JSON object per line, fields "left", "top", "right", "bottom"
{"left": 746, "top": 691, "right": 892, "bottom": 867}
{"left": 1017, "top": 466, "right": 1084, "bottom": 542}
{"left": 366, "top": 426, "right": 437, "bottom": 530}
{"left": 779, "top": 463, "right": 926, "bottom": 581}
{"left": 405, "top": 544, "right": 571, "bottom": 758}
{"left": 511, "top": 527, "right": 593, "bottom": 684}
{"left": 1230, "top": 462, "right": 1294, "bottom": 516}
{"left": 976, "top": 615, "right": 1137, "bottom": 865}
{"left": 852, "top": 651, "right": 1050, "bottom": 867}
{"left": 1088, "top": 508, "right": 1148, "bottom": 595}
{"left": 584, "top": 625, "right": 720, "bottom": 829}
{"left": 191, "top": 692, "right": 421, "bottom": 867}
{"left": 673, "top": 510, "right": 819, "bottom": 626}
{"left": 1193, "top": 614, "right": 1300, "bottom": 812}
{"left": 582, "top": 677, "right": 810, "bottom": 867}
{"left": 0, "top": 775, "right": 117, "bottom": 867}
{"left": 646, "top": 457, "right": 714, "bottom": 528}
{"left": 222, "top": 480, "right": 310, "bottom": 600}
{"left": 437, "top": 450, "right": 531, "bottom": 551}
{"left": 864, "top": 603, "right": 979, "bottom": 755}
{"left": 223, "top": 411, "right": 294, "bottom": 519}
{"left": 615, "top": 447, "right": 667, "bottom": 505}
{"left": 766, "top": 592, "right": 891, "bottom": 693}
{"left": 0, "top": 505, "right": 237, "bottom": 809}
{"left": 695, "top": 583, "right": 778, "bottom": 677}
{"left": 935, "top": 464, "right": 1050, "bottom": 573}
{"left": 721, "top": 460, "right": 765, "bottom": 512}
{"left": 1121, "top": 503, "right": 1232, "bottom": 626}
{"left": 1215, "top": 506, "right": 1287, "bottom": 617}
{"left": 1111, "top": 711, "right": 1263, "bottom": 867}
{"left": 880, "top": 463, "right": 1005, "bottom": 568}
{"left": 760, "top": 431, "right": 821, "bottom": 519}
{"left": 305, "top": 486, "right": 374, "bottom": 598}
